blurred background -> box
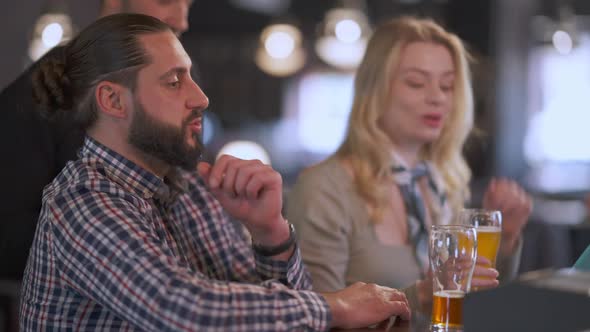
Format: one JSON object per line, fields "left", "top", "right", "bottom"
{"left": 1, "top": 0, "right": 589, "bottom": 272}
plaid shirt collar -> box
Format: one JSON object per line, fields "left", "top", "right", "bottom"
{"left": 80, "top": 136, "right": 188, "bottom": 206}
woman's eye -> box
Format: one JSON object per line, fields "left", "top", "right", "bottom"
{"left": 441, "top": 85, "right": 454, "bottom": 92}
{"left": 406, "top": 81, "right": 424, "bottom": 88}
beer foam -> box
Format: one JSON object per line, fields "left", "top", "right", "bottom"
{"left": 434, "top": 290, "right": 465, "bottom": 298}
{"left": 476, "top": 226, "right": 501, "bottom": 233}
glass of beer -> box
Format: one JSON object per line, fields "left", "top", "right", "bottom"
{"left": 460, "top": 209, "right": 502, "bottom": 269}
{"left": 429, "top": 225, "right": 477, "bottom": 331}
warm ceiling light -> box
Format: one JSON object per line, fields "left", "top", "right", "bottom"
{"left": 41, "top": 22, "right": 64, "bottom": 47}
{"left": 335, "top": 19, "right": 361, "bottom": 43}
{"left": 552, "top": 30, "right": 573, "bottom": 55}
{"left": 255, "top": 23, "right": 305, "bottom": 77}
{"left": 29, "top": 11, "right": 74, "bottom": 61}
{"left": 315, "top": 7, "right": 371, "bottom": 70}
{"left": 532, "top": 5, "right": 579, "bottom": 55}
{"left": 265, "top": 31, "right": 295, "bottom": 59}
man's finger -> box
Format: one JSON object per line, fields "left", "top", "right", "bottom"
{"left": 197, "top": 162, "right": 211, "bottom": 180}
{"left": 208, "top": 155, "right": 232, "bottom": 188}
{"left": 388, "top": 301, "right": 411, "bottom": 321}
{"left": 222, "top": 159, "right": 249, "bottom": 195}
{"left": 388, "top": 289, "right": 408, "bottom": 304}
{"left": 233, "top": 162, "right": 264, "bottom": 196}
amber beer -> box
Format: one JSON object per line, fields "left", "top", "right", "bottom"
{"left": 476, "top": 226, "right": 501, "bottom": 268}
{"left": 431, "top": 290, "right": 465, "bottom": 329}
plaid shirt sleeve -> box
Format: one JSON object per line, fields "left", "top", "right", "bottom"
{"left": 254, "top": 245, "right": 314, "bottom": 289}
{"left": 214, "top": 213, "right": 314, "bottom": 289}
{"left": 50, "top": 190, "right": 331, "bottom": 332}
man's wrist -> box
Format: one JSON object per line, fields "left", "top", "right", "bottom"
{"left": 319, "top": 292, "right": 344, "bottom": 328}
{"left": 252, "top": 222, "right": 296, "bottom": 257}
{"left": 250, "top": 216, "right": 290, "bottom": 246}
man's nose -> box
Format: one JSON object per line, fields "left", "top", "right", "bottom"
{"left": 187, "top": 81, "right": 209, "bottom": 110}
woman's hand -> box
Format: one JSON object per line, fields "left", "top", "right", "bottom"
{"left": 416, "top": 256, "right": 498, "bottom": 311}
{"left": 470, "top": 256, "right": 500, "bottom": 290}
{"left": 483, "top": 178, "right": 532, "bottom": 256}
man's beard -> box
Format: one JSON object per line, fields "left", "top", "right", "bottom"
{"left": 128, "top": 99, "right": 203, "bottom": 171}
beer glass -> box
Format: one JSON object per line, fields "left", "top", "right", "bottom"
{"left": 459, "top": 209, "right": 502, "bottom": 269}
{"left": 430, "top": 225, "right": 477, "bottom": 331}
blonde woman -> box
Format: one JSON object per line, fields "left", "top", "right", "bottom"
{"left": 287, "top": 16, "right": 532, "bottom": 312}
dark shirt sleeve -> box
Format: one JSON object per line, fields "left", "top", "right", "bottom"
{"left": 0, "top": 46, "right": 83, "bottom": 280}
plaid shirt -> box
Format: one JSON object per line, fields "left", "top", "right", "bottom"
{"left": 20, "top": 137, "right": 330, "bottom": 331}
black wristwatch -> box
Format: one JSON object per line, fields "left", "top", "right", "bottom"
{"left": 252, "top": 223, "right": 296, "bottom": 256}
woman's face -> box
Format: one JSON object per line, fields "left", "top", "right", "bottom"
{"left": 379, "top": 41, "right": 455, "bottom": 150}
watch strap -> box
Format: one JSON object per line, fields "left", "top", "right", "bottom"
{"left": 252, "top": 223, "right": 296, "bottom": 256}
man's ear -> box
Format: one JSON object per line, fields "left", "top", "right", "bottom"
{"left": 95, "top": 81, "right": 130, "bottom": 119}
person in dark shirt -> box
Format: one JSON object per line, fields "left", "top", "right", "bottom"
{"left": 0, "top": 0, "right": 193, "bottom": 281}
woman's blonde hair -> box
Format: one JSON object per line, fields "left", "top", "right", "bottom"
{"left": 336, "top": 16, "right": 474, "bottom": 222}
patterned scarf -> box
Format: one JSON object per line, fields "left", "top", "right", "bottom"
{"left": 392, "top": 160, "right": 446, "bottom": 276}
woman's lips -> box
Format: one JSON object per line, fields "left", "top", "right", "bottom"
{"left": 422, "top": 114, "right": 443, "bottom": 128}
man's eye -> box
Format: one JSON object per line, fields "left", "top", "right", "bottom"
{"left": 168, "top": 81, "right": 181, "bottom": 89}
